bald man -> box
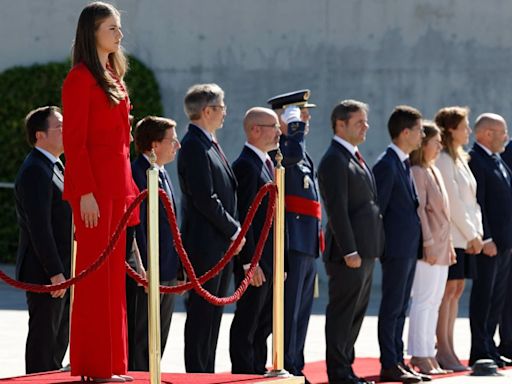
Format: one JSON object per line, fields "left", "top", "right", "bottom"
{"left": 468, "top": 113, "right": 512, "bottom": 368}
{"left": 229, "top": 107, "right": 282, "bottom": 374}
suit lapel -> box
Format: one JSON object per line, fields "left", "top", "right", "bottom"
{"left": 138, "top": 155, "right": 177, "bottom": 212}
{"left": 32, "top": 149, "right": 64, "bottom": 192}
{"left": 387, "top": 147, "right": 418, "bottom": 203}
{"left": 427, "top": 166, "right": 450, "bottom": 220}
{"left": 333, "top": 140, "right": 376, "bottom": 194}
{"left": 473, "top": 143, "right": 512, "bottom": 185}
{"left": 190, "top": 124, "right": 238, "bottom": 188}
{"left": 242, "top": 146, "right": 273, "bottom": 183}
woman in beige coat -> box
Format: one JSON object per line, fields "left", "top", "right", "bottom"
{"left": 435, "top": 106, "right": 483, "bottom": 371}
{"left": 408, "top": 121, "right": 456, "bottom": 375}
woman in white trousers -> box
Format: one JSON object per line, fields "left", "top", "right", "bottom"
{"left": 408, "top": 121, "right": 456, "bottom": 375}
{"left": 434, "top": 106, "right": 483, "bottom": 371}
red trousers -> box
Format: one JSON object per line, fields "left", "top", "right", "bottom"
{"left": 70, "top": 197, "right": 128, "bottom": 377}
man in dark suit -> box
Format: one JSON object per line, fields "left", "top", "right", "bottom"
{"left": 125, "top": 116, "right": 181, "bottom": 370}
{"left": 178, "top": 83, "right": 245, "bottom": 373}
{"left": 14, "top": 106, "right": 72, "bottom": 373}
{"left": 468, "top": 113, "right": 512, "bottom": 368}
{"left": 318, "top": 100, "right": 384, "bottom": 384}
{"left": 372, "top": 106, "right": 425, "bottom": 383}
{"left": 229, "top": 107, "right": 281, "bottom": 374}
{"left": 267, "top": 90, "right": 322, "bottom": 381}
{"left": 498, "top": 140, "right": 512, "bottom": 359}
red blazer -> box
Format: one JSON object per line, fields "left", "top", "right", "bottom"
{"left": 62, "top": 63, "right": 138, "bottom": 203}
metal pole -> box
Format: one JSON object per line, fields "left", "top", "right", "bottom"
{"left": 147, "top": 149, "right": 161, "bottom": 384}
{"left": 68, "top": 216, "right": 76, "bottom": 372}
{"left": 266, "top": 148, "right": 290, "bottom": 378}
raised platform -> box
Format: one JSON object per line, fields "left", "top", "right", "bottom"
{"left": 0, "top": 371, "right": 304, "bottom": 384}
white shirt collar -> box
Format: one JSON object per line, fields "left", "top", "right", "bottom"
{"left": 35, "top": 146, "right": 60, "bottom": 165}
{"left": 193, "top": 123, "right": 214, "bottom": 142}
{"left": 476, "top": 141, "right": 495, "bottom": 156}
{"left": 244, "top": 142, "right": 270, "bottom": 164}
{"left": 333, "top": 135, "right": 358, "bottom": 156}
{"left": 142, "top": 153, "right": 165, "bottom": 172}
{"left": 389, "top": 142, "right": 409, "bottom": 163}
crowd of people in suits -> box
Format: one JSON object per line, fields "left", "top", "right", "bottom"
{"left": 11, "top": 2, "right": 512, "bottom": 384}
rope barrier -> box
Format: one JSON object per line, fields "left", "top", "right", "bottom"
{"left": 0, "top": 191, "right": 146, "bottom": 293}
{"left": 0, "top": 183, "right": 277, "bottom": 307}
{"left": 126, "top": 183, "right": 277, "bottom": 305}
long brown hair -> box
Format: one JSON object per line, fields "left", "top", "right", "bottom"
{"left": 410, "top": 120, "right": 441, "bottom": 167}
{"left": 72, "top": 1, "right": 128, "bottom": 105}
{"left": 434, "top": 106, "right": 470, "bottom": 161}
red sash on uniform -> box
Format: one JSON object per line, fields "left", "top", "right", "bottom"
{"left": 285, "top": 195, "right": 325, "bottom": 252}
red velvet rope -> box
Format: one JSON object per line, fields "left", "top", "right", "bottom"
{"left": 0, "top": 184, "right": 277, "bottom": 307}
{"left": 0, "top": 191, "right": 147, "bottom": 293}
{"left": 126, "top": 183, "right": 277, "bottom": 305}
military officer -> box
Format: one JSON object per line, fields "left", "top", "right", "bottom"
{"left": 268, "top": 90, "right": 322, "bottom": 382}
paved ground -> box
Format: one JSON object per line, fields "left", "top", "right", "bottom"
{"left": 3, "top": 262, "right": 511, "bottom": 383}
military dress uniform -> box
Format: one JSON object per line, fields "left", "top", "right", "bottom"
{"left": 268, "top": 90, "right": 322, "bottom": 378}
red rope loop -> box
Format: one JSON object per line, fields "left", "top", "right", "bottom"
{"left": 126, "top": 183, "right": 277, "bottom": 305}
{"left": 0, "top": 191, "right": 147, "bottom": 293}
{"left": 0, "top": 183, "right": 277, "bottom": 307}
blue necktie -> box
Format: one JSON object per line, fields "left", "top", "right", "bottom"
{"left": 492, "top": 154, "right": 511, "bottom": 186}
{"left": 159, "top": 170, "right": 173, "bottom": 202}
{"left": 403, "top": 158, "right": 416, "bottom": 198}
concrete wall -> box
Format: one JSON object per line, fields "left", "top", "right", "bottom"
{"left": 3, "top": 0, "right": 512, "bottom": 169}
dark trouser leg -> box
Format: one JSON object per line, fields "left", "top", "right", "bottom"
{"left": 185, "top": 260, "right": 231, "bottom": 373}
{"left": 378, "top": 257, "right": 416, "bottom": 369}
{"left": 129, "top": 280, "right": 177, "bottom": 371}
{"left": 26, "top": 291, "right": 69, "bottom": 374}
{"left": 230, "top": 264, "right": 272, "bottom": 374}
{"left": 499, "top": 250, "right": 512, "bottom": 357}
{"left": 469, "top": 252, "right": 501, "bottom": 363}
{"left": 284, "top": 252, "right": 316, "bottom": 375}
{"left": 294, "top": 259, "right": 316, "bottom": 373}
{"left": 487, "top": 249, "right": 512, "bottom": 358}
{"left": 325, "top": 258, "right": 374, "bottom": 382}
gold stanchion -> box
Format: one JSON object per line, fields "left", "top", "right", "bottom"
{"left": 147, "top": 149, "right": 161, "bottom": 384}
{"left": 64, "top": 217, "right": 76, "bottom": 372}
{"left": 69, "top": 216, "right": 75, "bottom": 321}
{"left": 265, "top": 148, "right": 290, "bottom": 378}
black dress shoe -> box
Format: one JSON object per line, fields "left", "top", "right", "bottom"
{"left": 354, "top": 377, "right": 375, "bottom": 384}
{"left": 347, "top": 372, "right": 375, "bottom": 384}
{"left": 469, "top": 354, "right": 497, "bottom": 368}
{"left": 400, "top": 362, "right": 432, "bottom": 381}
{"left": 380, "top": 364, "right": 421, "bottom": 383}
{"left": 498, "top": 355, "right": 512, "bottom": 367}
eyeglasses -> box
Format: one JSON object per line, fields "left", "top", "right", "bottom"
{"left": 209, "top": 105, "right": 227, "bottom": 112}
{"left": 258, "top": 123, "right": 281, "bottom": 130}
{"left": 47, "top": 127, "right": 63, "bottom": 132}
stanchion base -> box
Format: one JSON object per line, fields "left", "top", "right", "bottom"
{"left": 264, "top": 369, "right": 291, "bottom": 378}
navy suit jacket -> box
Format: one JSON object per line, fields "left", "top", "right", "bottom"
{"left": 131, "top": 155, "right": 179, "bottom": 281}
{"left": 468, "top": 143, "right": 512, "bottom": 251}
{"left": 232, "top": 146, "right": 274, "bottom": 276}
{"left": 177, "top": 124, "right": 239, "bottom": 273}
{"left": 372, "top": 147, "right": 421, "bottom": 259}
{"left": 501, "top": 140, "right": 512, "bottom": 169}
{"left": 318, "top": 140, "right": 384, "bottom": 262}
{"left": 14, "top": 149, "right": 72, "bottom": 283}
{"left": 271, "top": 121, "right": 321, "bottom": 258}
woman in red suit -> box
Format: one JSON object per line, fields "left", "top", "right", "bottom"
{"left": 62, "top": 2, "right": 138, "bottom": 382}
